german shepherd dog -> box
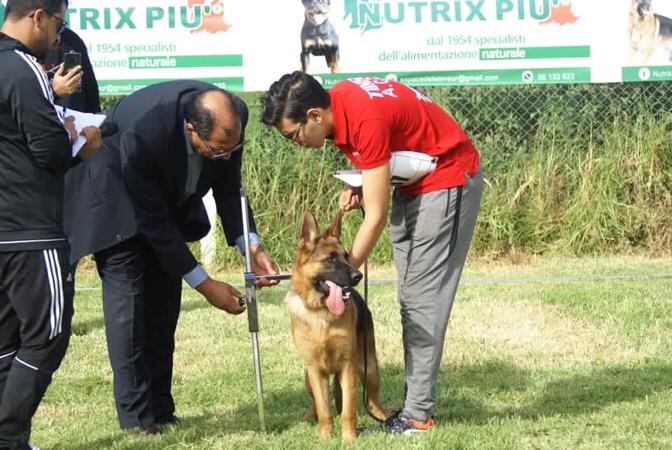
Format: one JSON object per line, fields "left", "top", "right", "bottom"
{"left": 300, "top": 0, "right": 340, "bottom": 73}
{"left": 629, "top": 0, "right": 672, "bottom": 63}
{"left": 285, "top": 210, "right": 387, "bottom": 441}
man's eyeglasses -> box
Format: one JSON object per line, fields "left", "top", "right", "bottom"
{"left": 199, "top": 134, "right": 243, "bottom": 160}
{"left": 49, "top": 13, "right": 67, "bottom": 35}
{"left": 282, "top": 122, "right": 304, "bottom": 144}
{"left": 30, "top": 11, "right": 67, "bottom": 35}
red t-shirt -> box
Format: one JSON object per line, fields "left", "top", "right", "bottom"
{"left": 330, "top": 77, "right": 480, "bottom": 195}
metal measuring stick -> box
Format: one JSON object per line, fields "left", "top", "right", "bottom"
{"left": 239, "top": 187, "right": 266, "bottom": 432}
{"left": 254, "top": 274, "right": 292, "bottom": 282}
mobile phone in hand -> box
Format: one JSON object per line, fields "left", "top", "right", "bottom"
{"left": 63, "top": 52, "right": 82, "bottom": 92}
{"left": 63, "top": 52, "right": 82, "bottom": 74}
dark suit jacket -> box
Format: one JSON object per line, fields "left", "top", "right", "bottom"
{"left": 63, "top": 80, "right": 256, "bottom": 277}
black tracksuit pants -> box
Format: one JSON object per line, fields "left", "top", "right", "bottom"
{"left": 93, "top": 236, "right": 182, "bottom": 430}
{"left": 0, "top": 249, "right": 73, "bottom": 449}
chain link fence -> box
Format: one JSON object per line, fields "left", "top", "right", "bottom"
{"left": 420, "top": 82, "right": 672, "bottom": 172}
{"left": 416, "top": 81, "right": 672, "bottom": 258}
{"left": 100, "top": 80, "right": 672, "bottom": 267}
{"left": 100, "top": 81, "right": 672, "bottom": 171}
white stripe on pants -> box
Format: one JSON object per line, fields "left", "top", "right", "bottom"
{"left": 43, "top": 249, "right": 64, "bottom": 340}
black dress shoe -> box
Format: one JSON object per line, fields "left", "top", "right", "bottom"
{"left": 156, "top": 414, "right": 182, "bottom": 426}
{"left": 140, "top": 423, "right": 162, "bottom": 436}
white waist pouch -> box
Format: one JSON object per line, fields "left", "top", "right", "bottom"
{"left": 333, "top": 151, "right": 438, "bottom": 187}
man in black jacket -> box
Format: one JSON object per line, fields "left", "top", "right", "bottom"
{"left": 42, "top": 0, "right": 100, "bottom": 114}
{"left": 0, "top": 1, "right": 101, "bottom": 448}
{"left": 63, "top": 80, "right": 280, "bottom": 434}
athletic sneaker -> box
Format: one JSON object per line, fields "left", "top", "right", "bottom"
{"left": 29, "top": 445, "right": 41, "bottom": 450}
{"left": 384, "top": 411, "right": 434, "bottom": 435}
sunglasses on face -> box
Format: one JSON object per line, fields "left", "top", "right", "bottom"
{"left": 49, "top": 13, "right": 67, "bottom": 34}
{"left": 31, "top": 11, "right": 67, "bottom": 34}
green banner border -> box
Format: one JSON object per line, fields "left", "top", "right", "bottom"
{"left": 622, "top": 66, "right": 672, "bottom": 82}
{"left": 314, "top": 68, "right": 591, "bottom": 87}
{"left": 98, "top": 77, "right": 244, "bottom": 96}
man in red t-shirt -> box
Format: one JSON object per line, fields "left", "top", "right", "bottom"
{"left": 263, "top": 71, "right": 483, "bottom": 435}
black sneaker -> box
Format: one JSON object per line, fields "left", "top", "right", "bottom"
{"left": 385, "top": 411, "right": 434, "bottom": 436}
{"left": 357, "top": 410, "right": 401, "bottom": 436}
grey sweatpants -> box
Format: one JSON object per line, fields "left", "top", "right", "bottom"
{"left": 390, "top": 167, "right": 483, "bottom": 422}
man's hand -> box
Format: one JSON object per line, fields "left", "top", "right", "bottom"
{"left": 52, "top": 64, "right": 83, "bottom": 98}
{"left": 249, "top": 244, "right": 280, "bottom": 288}
{"left": 77, "top": 126, "right": 102, "bottom": 160}
{"left": 196, "top": 277, "right": 246, "bottom": 314}
{"left": 339, "top": 186, "right": 363, "bottom": 212}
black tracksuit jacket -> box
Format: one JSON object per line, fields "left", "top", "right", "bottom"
{"left": 0, "top": 33, "right": 73, "bottom": 252}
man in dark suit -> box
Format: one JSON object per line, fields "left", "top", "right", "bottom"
{"left": 63, "top": 80, "right": 279, "bottom": 435}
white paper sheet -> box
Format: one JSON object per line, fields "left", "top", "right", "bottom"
{"left": 333, "top": 169, "right": 363, "bottom": 187}
{"left": 60, "top": 108, "right": 107, "bottom": 157}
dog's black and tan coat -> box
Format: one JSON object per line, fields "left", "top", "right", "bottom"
{"left": 285, "top": 210, "right": 387, "bottom": 441}
{"left": 300, "top": 0, "right": 340, "bottom": 73}
{"left": 629, "top": 0, "right": 672, "bottom": 63}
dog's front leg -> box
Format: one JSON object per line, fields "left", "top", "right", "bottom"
{"left": 338, "top": 360, "right": 358, "bottom": 441}
{"left": 327, "top": 48, "right": 339, "bottom": 73}
{"left": 306, "top": 366, "right": 333, "bottom": 438}
{"left": 301, "top": 49, "right": 310, "bottom": 73}
{"left": 302, "top": 370, "right": 317, "bottom": 421}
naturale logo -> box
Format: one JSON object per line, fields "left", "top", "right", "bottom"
{"left": 63, "top": 0, "right": 231, "bottom": 32}
{"left": 344, "top": 0, "right": 578, "bottom": 32}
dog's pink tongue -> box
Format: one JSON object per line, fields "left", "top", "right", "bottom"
{"left": 325, "top": 280, "right": 345, "bottom": 316}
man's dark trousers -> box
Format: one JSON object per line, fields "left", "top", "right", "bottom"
{"left": 94, "top": 236, "right": 182, "bottom": 430}
{"left": 0, "top": 249, "right": 73, "bottom": 449}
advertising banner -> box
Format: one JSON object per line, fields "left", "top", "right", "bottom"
{"left": 1, "top": 0, "right": 671, "bottom": 93}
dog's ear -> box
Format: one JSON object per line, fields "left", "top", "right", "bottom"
{"left": 325, "top": 208, "right": 343, "bottom": 239}
{"left": 299, "top": 210, "right": 320, "bottom": 248}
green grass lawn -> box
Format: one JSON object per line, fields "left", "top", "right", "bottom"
{"left": 32, "top": 255, "right": 672, "bottom": 449}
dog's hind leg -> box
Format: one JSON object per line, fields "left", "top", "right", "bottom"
{"left": 302, "top": 370, "right": 317, "bottom": 422}
{"left": 358, "top": 329, "right": 389, "bottom": 421}
{"left": 306, "top": 367, "right": 334, "bottom": 438}
{"left": 333, "top": 376, "right": 343, "bottom": 416}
